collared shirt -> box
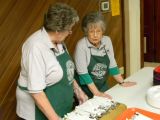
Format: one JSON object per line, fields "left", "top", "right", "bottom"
{"left": 18, "top": 27, "right": 65, "bottom": 93}
{"left": 74, "top": 36, "right": 118, "bottom": 75}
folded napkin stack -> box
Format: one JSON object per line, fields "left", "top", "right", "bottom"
{"left": 63, "top": 96, "right": 121, "bottom": 120}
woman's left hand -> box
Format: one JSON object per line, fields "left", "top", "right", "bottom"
{"left": 120, "top": 81, "right": 137, "bottom": 87}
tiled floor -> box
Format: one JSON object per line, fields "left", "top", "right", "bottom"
{"left": 144, "top": 62, "right": 160, "bottom": 67}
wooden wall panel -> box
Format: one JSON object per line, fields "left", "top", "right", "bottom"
{"left": 0, "top": 0, "right": 124, "bottom": 119}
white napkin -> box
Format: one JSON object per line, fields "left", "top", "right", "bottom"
{"left": 63, "top": 96, "right": 116, "bottom": 120}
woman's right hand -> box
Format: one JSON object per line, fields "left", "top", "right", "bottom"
{"left": 87, "top": 83, "right": 112, "bottom": 99}
{"left": 94, "top": 91, "right": 112, "bottom": 99}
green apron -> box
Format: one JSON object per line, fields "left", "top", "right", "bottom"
{"left": 81, "top": 47, "right": 110, "bottom": 98}
{"left": 35, "top": 49, "right": 74, "bottom": 119}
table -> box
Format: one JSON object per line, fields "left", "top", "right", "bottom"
{"left": 105, "top": 67, "right": 160, "bottom": 114}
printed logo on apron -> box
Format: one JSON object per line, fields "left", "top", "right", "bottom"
{"left": 66, "top": 60, "right": 75, "bottom": 84}
{"left": 91, "top": 63, "right": 107, "bottom": 79}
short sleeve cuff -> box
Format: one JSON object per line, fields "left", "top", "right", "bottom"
{"left": 109, "top": 67, "right": 120, "bottom": 75}
{"left": 79, "top": 73, "right": 93, "bottom": 85}
{"left": 18, "top": 84, "right": 44, "bottom": 93}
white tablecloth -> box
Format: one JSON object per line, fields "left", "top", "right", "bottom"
{"left": 105, "top": 67, "right": 160, "bottom": 114}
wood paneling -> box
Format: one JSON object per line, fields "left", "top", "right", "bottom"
{"left": 0, "top": 0, "right": 124, "bottom": 119}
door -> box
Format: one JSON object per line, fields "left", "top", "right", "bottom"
{"left": 144, "top": 0, "right": 160, "bottom": 62}
{"left": 155, "top": 0, "right": 160, "bottom": 62}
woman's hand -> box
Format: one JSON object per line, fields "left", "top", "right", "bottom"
{"left": 87, "top": 83, "right": 112, "bottom": 99}
{"left": 73, "top": 80, "right": 88, "bottom": 104}
{"left": 74, "top": 87, "right": 88, "bottom": 104}
{"left": 94, "top": 91, "right": 112, "bottom": 99}
{"left": 114, "top": 74, "right": 137, "bottom": 87}
{"left": 119, "top": 81, "right": 137, "bottom": 87}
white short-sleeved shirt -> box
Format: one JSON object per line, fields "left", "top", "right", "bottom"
{"left": 16, "top": 28, "right": 65, "bottom": 120}
{"left": 74, "top": 36, "right": 117, "bottom": 75}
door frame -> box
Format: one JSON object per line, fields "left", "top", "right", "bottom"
{"left": 124, "top": 0, "right": 141, "bottom": 76}
{"left": 140, "top": 0, "right": 144, "bottom": 67}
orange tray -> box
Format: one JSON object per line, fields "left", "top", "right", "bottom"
{"left": 116, "top": 108, "right": 160, "bottom": 120}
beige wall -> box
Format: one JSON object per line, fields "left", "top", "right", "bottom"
{"left": 124, "top": 0, "right": 141, "bottom": 76}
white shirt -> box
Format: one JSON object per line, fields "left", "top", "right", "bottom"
{"left": 16, "top": 28, "right": 65, "bottom": 120}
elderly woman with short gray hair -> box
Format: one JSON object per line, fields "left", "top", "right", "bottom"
{"left": 16, "top": 3, "right": 88, "bottom": 120}
{"left": 74, "top": 11, "right": 136, "bottom": 99}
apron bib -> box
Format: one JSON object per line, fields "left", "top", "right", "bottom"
{"left": 81, "top": 47, "right": 110, "bottom": 98}
{"left": 35, "top": 50, "right": 74, "bottom": 119}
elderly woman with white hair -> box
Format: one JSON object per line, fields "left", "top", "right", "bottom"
{"left": 74, "top": 11, "right": 136, "bottom": 99}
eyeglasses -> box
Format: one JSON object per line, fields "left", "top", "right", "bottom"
{"left": 68, "top": 29, "right": 72, "bottom": 34}
{"left": 66, "top": 24, "right": 74, "bottom": 34}
{"left": 88, "top": 29, "right": 102, "bottom": 35}
{"left": 58, "top": 25, "right": 73, "bottom": 34}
